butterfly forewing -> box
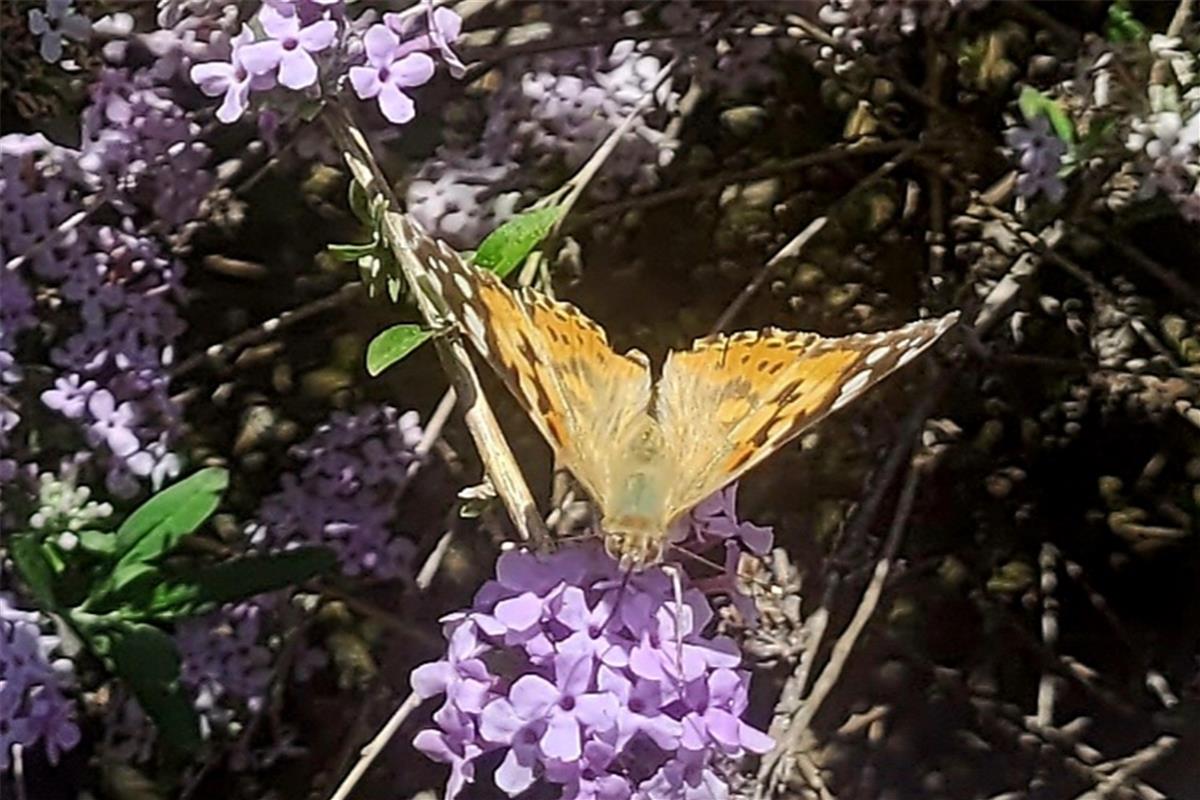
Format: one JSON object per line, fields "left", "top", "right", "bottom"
{"left": 655, "top": 314, "right": 959, "bottom": 522}
{"left": 408, "top": 216, "right": 653, "bottom": 505}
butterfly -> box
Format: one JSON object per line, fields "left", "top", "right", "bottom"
{"left": 398, "top": 216, "right": 958, "bottom": 568}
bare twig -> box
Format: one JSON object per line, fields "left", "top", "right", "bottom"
{"left": 326, "top": 692, "right": 423, "bottom": 800}
{"left": 757, "top": 415, "right": 930, "bottom": 796}
{"left": 170, "top": 282, "right": 364, "bottom": 379}
{"left": 1072, "top": 737, "right": 1178, "bottom": 800}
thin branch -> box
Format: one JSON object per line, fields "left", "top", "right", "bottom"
{"left": 170, "top": 281, "right": 363, "bottom": 379}
{"left": 568, "top": 141, "right": 912, "bottom": 230}
{"left": 326, "top": 692, "right": 423, "bottom": 800}
{"left": 757, "top": 413, "right": 929, "bottom": 796}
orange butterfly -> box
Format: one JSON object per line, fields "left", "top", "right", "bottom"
{"left": 399, "top": 217, "right": 958, "bottom": 567}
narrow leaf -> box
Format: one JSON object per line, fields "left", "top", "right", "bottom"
{"left": 94, "top": 619, "right": 201, "bottom": 753}
{"left": 11, "top": 535, "right": 57, "bottom": 609}
{"left": 113, "top": 468, "right": 228, "bottom": 565}
{"left": 472, "top": 206, "right": 563, "bottom": 279}
{"left": 147, "top": 547, "right": 337, "bottom": 619}
{"left": 366, "top": 324, "right": 433, "bottom": 376}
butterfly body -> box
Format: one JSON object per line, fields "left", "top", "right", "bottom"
{"left": 405, "top": 218, "right": 958, "bottom": 567}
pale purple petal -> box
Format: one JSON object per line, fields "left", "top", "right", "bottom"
{"left": 508, "top": 674, "right": 557, "bottom": 718}
{"left": 239, "top": 40, "right": 284, "bottom": 75}
{"left": 495, "top": 749, "right": 536, "bottom": 795}
{"left": 377, "top": 82, "right": 416, "bottom": 123}
{"left": 349, "top": 65, "right": 381, "bottom": 99}
{"left": 391, "top": 51, "right": 435, "bottom": 87}
{"left": 363, "top": 24, "right": 399, "bottom": 66}
{"left": 277, "top": 48, "right": 318, "bottom": 89}
{"left": 296, "top": 19, "right": 337, "bottom": 51}
{"left": 541, "top": 711, "right": 581, "bottom": 760}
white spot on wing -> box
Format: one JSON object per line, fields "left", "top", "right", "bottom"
{"left": 865, "top": 345, "right": 891, "bottom": 365}
{"left": 453, "top": 273, "right": 474, "bottom": 298}
{"left": 461, "top": 303, "right": 489, "bottom": 355}
{"left": 831, "top": 368, "right": 872, "bottom": 410}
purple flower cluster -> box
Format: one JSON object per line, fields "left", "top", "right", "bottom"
{"left": 248, "top": 405, "right": 423, "bottom": 580}
{"left": 409, "top": 39, "right": 680, "bottom": 247}
{"left": 1, "top": 65, "right": 204, "bottom": 499}
{"left": 0, "top": 594, "right": 81, "bottom": 771}
{"left": 176, "top": 599, "right": 275, "bottom": 728}
{"left": 80, "top": 68, "right": 212, "bottom": 224}
{"left": 1006, "top": 117, "right": 1068, "bottom": 203}
{"left": 412, "top": 540, "right": 773, "bottom": 800}
{"left": 1126, "top": 85, "right": 1200, "bottom": 222}
{"left": 189, "top": 0, "right": 462, "bottom": 125}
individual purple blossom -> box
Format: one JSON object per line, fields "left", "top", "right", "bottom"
{"left": 1006, "top": 116, "right": 1068, "bottom": 202}
{"left": 86, "top": 388, "right": 140, "bottom": 457}
{"left": 27, "top": 0, "right": 90, "bottom": 64}
{"left": 127, "top": 434, "right": 183, "bottom": 490}
{"left": 190, "top": 28, "right": 279, "bottom": 123}
{"left": 412, "top": 542, "right": 772, "bottom": 800}
{"left": 41, "top": 374, "right": 98, "bottom": 419}
{"left": 349, "top": 26, "right": 436, "bottom": 124}
{"left": 240, "top": 5, "right": 337, "bottom": 90}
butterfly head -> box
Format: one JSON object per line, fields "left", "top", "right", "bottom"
{"left": 602, "top": 516, "right": 667, "bottom": 570}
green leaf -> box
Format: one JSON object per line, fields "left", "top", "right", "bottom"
{"left": 11, "top": 535, "right": 57, "bottom": 609}
{"left": 366, "top": 324, "right": 433, "bottom": 376}
{"left": 1017, "top": 87, "right": 1076, "bottom": 144}
{"left": 472, "top": 206, "right": 563, "bottom": 279}
{"left": 78, "top": 530, "right": 117, "bottom": 557}
{"left": 1106, "top": 0, "right": 1146, "bottom": 42}
{"left": 146, "top": 547, "right": 337, "bottom": 619}
{"left": 113, "top": 468, "right": 228, "bottom": 566}
{"left": 92, "top": 619, "right": 201, "bottom": 753}
{"left": 327, "top": 242, "right": 380, "bottom": 262}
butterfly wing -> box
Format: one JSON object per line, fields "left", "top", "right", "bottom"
{"left": 410, "top": 221, "right": 653, "bottom": 504}
{"left": 655, "top": 313, "right": 959, "bottom": 522}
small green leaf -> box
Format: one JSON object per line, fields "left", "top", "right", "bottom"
{"left": 327, "top": 242, "right": 380, "bottom": 262}
{"left": 90, "top": 619, "right": 201, "bottom": 753}
{"left": 11, "top": 535, "right": 57, "bottom": 609}
{"left": 1106, "top": 0, "right": 1146, "bottom": 42}
{"left": 366, "top": 324, "right": 433, "bottom": 376}
{"left": 473, "top": 206, "right": 563, "bottom": 279}
{"left": 78, "top": 530, "right": 117, "bottom": 557}
{"left": 146, "top": 548, "right": 336, "bottom": 619}
{"left": 1017, "top": 87, "right": 1076, "bottom": 144}
{"left": 113, "top": 468, "right": 228, "bottom": 565}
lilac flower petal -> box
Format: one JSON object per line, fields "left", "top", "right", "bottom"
{"left": 278, "top": 48, "right": 318, "bottom": 90}
{"left": 363, "top": 24, "right": 399, "bottom": 65}
{"left": 508, "top": 674, "right": 557, "bottom": 718}
{"left": 349, "top": 65, "right": 381, "bottom": 99}
{"left": 377, "top": 83, "right": 417, "bottom": 123}
{"left": 239, "top": 40, "right": 284, "bottom": 75}
{"left": 495, "top": 748, "right": 537, "bottom": 795}
{"left": 391, "top": 51, "right": 435, "bottom": 87}
{"left": 541, "top": 711, "right": 581, "bottom": 760}
{"left": 296, "top": 19, "right": 337, "bottom": 51}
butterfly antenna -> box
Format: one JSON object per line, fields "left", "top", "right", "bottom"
{"left": 661, "top": 561, "right": 686, "bottom": 672}
{"left": 665, "top": 542, "right": 725, "bottom": 573}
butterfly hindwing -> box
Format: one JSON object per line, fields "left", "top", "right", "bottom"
{"left": 656, "top": 313, "right": 959, "bottom": 522}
